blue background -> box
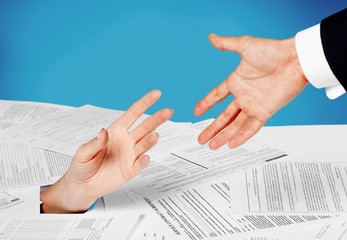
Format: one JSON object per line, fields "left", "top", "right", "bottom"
{"left": 1, "top": 1, "right": 346, "bottom": 125}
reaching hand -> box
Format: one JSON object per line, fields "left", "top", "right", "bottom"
{"left": 41, "top": 90, "right": 173, "bottom": 213}
{"left": 194, "top": 34, "right": 308, "bottom": 150}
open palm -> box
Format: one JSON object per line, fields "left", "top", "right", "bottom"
{"left": 194, "top": 34, "right": 308, "bottom": 149}
{"left": 41, "top": 90, "right": 173, "bottom": 213}
{"left": 68, "top": 90, "right": 173, "bottom": 200}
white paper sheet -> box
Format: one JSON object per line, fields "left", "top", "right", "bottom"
{"left": 190, "top": 118, "right": 214, "bottom": 131}
{"left": 0, "top": 204, "right": 142, "bottom": 240}
{"left": 0, "top": 100, "right": 73, "bottom": 131}
{"left": 104, "top": 188, "right": 175, "bottom": 240}
{"left": 146, "top": 121, "right": 197, "bottom": 158}
{"left": 140, "top": 233, "right": 171, "bottom": 240}
{"left": 121, "top": 179, "right": 337, "bottom": 240}
{"left": 229, "top": 161, "right": 347, "bottom": 214}
{"left": 125, "top": 139, "right": 288, "bottom": 198}
{"left": 252, "top": 125, "right": 347, "bottom": 163}
{"left": 0, "top": 192, "right": 23, "bottom": 211}
{"left": 2, "top": 105, "right": 197, "bottom": 158}
{"left": 291, "top": 218, "right": 347, "bottom": 240}
{"left": 122, "top": 214, "right": 175, "bottom": 240}
{"left": 0, "top": 216, "right": 115, "bottom": 239}
{"left": 0, "top": 187, "right": 39, "bottom": 217}
{"left": 1, "top": 105, "right": 125, "bottom": 155}
{"left": 104, "top": 188, "right": 144, "bottom": 216}
{"left": 244, "top": 216, "right": 347, "bottom": 240}
{"left": 0, "top": 143, "right": 72, "bottom": 190}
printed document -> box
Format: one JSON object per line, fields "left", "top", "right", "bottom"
{"left": 129, "top": 179, "right": 336, "bottom": 240}
{"left": 3, "top": 105, "right": 196, "bottom": 157}
{"left": 0, "top": 143, "right": 71, "bottom": 190}
{"left": 0, "top": 216, "right": 114, "bottom": 239}
{"left": 229, "top": 161, "right": 347, "bottom": 214}
{"left": 2, "top": 105, "right": 124, "bottom": 155}
{"left": 104, "top": 188, "right": 176, "bottom": 240}
{"left": 0, "top": 192, "right": 23, "bottom": 211}
{"left": 0, "top": 100, "right": 73, "bottom": 131}
{"left": 0, "top": 187, "right": 39, "bottom": 217}
{"left": 125, "top": 139, "right": 288, "bottom": 198}
{"left": 0, "top": 211, "right": 143, "bottom": 240}
{"left": 244, "top": 216, "right": 347, "bottom": 240}
{"left": 288, "top": 218, "right": 347, "bottom": 240}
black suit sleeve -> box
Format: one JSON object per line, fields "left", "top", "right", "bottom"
{"left": 321, "top": 8, "right": 347, "bottom": 90}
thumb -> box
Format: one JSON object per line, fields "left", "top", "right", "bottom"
{"left": 209, "top": 33, "right": 251, "bottom": 54}
{"left": 75, "top": 128, "right": 109, "bottom": 163}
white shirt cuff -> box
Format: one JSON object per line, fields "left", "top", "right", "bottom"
{"left": 295, "top": 24, "right": 346, "bottom": 99}
{"left": 326, "top": 84, "right": 346, "bottom": 100}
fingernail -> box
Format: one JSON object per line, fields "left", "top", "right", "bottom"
{"left": 209, "top": 141, "right": 217, "bottom": 150}
{"left": 210, "top": 33, "right": 218, "bottom": 37}
{"left": 168, "top": 108, "right": 174, "bottom": 116}
{"left": 97, "top": 128, "right": 104, "bottom": 141}
{"left": 229, "top": 140, "right": 236, "bottom": 148}
{"left": 135, "top": 156, "right": 150, "bottom": 175}
{"left": 143, "top": 160, "right": 150, "bottom": 170}
{"left": 134, "top": 163, "right": 142, "bottom": 175}
{"left": 149, "top": 133, "right": 158, "bottom": 143}
{"left": 143, "top": 155, "right": 150, "bottom": 169}
{"left": 198, "top": 134, "right": 206, "bottom": 145}
{"left": 152, "top": 90, "right": 161, "bottom": 99}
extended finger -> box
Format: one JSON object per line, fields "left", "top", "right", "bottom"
{"left": 194, "top": 80, "right": 230, "bottom": 116}
{"left": 209, "top": 33, "right": 252, "bottom": 54}
{"left": 130, "top": 108, "right": 173, "bottom": 142}
{"left": 209, "top": 111, "right": 249, "bottom": 150}
{"left": 134, "top": 132, "right": 159, "bottom": 159}
{"left": 198, "top": 101, "right": 240, "bottom": 144}
{"left": 228, "top": 119, "right": 264, "bottom": 148}
{"left": 133, "top": 154, "right": 150, "bottom": 175}
{"left": 110, "top": 90, "right": 161, "bottom": 130}
{"left": 74, "top": 128, "right": 109, "bottom": 163}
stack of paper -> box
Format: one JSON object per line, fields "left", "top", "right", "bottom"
{"left": 1, "top": 100, "right": 347, "bottom": 239}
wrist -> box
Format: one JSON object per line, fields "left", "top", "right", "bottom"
{"left": 40, "top": 173, "right": 96, "bottom": 213}
{"left": 282, "top": 37, "right": 309, "bottom": 86}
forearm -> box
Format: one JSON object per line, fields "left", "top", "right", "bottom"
{"left": 40, "top": 173, "right": 96, "bottom": 213}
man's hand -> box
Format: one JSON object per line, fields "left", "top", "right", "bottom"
{"left": 194, "top": 34, "right": 308, "bottom": 150}
{"left": 41, "top": 90, "right": 173, "bottom": 213}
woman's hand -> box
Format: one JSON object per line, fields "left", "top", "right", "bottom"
{"left": 40, "top": 90, "right": 173, "bottom": 213}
